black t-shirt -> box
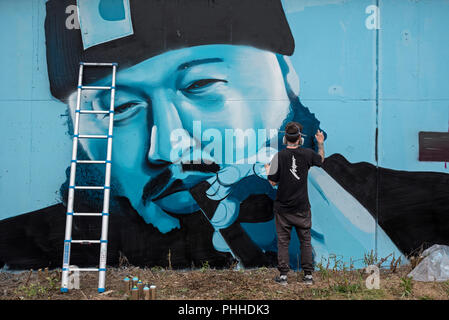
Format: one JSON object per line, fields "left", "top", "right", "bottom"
{"left": 267, "top": 147, "right": 322, "bottom": 213}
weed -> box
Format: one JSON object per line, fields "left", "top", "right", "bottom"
{"left": 376, "top": 253, "right": 393, "bottom": 268}
{"left": 407, "top": 244, "right": 426, "bottom": 271}
{"left": 150, "top": 266, "right": 164, "bottom": 272}
{"left": 16, "top": 283, "right": 48, "bottom": 298}
{"left": 14, "top": 271, "right": 60, "bottom": 299}
{"left": 200, "top": 261, "right": 210, "bottom": 272}
{"left": 360, "top": 288, "right": 386, "bottom": 300}
{"left": 389, "top": 254, "right": 401, "bottom": 273}
{"left": 228, "top": 259, "right": 239, "bottom": 270}
{"left": 316, "top": 260, "right": 330, "bottom": 282}
{"left": 332, "top": 279, "right": 362, "bottom": 295}
{"left": 167, "top": 249, "right": 172, "bottom": 270}
{"left": 118, "top": 251, "right": 131, "bottom": 269}
{"left": 363, "top": 250, "right": 377, "bottom": 266}
{"left": 46, "top": 276, "right": 59, "bottom": 291}
{"left": 400, "top": 276, "right": 413, "bottom": 298}
{"left": 257, "top": 266, "right": 268, "bottom": 274}
{"left": 329, "top": 253, "right": 344, "bottom": 271}
{"left": 309, "top": 287, "right": 331, "bottom": 299}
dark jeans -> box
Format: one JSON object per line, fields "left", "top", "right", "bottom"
{"left": 275, "top": 209, "right": 313, "bottom": 275}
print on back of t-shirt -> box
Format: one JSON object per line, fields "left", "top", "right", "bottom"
{"left": 290, "top": 155, "right": 300, "bottom": 180}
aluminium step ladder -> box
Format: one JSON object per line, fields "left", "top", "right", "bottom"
{"left": 61, "top": 62, "right": 117, "bottom": 293}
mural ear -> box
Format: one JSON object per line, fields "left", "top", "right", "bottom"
{"left": 283, "top": 136, "right": 287, "bottom": 145}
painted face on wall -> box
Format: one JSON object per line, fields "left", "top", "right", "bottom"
{"left": 68, "top": 44, "right": 291, "bottom": 233}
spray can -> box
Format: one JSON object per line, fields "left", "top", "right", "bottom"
{"left": 131, "top": 285, "right": 139, "bottom": 300}
{"left": 123, "top": 277, "right": 130, "bottom": 294}
{"left": 132, "top": 276, "right": 139, "bottom": 288}
{"left": 143, "top": 284, "right": 150, "bottom": 300}
{"left": 137, "top": 280, "right": 144, "bottom": 299}
{"left": 150, "top": 285, "right": 156, "bottom": 300}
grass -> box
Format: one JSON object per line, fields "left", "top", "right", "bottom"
{"left": 2, "top": 251, "right": 449, "bottom": 300}
{"left": 14, "top": 273, "right": 60, "bottom": 299}
{"left": 400, "top": 276, "right": 413, "bottom": 298}
{"left": 200, "top": 261, "right": 210, "bottom": 272}
{"left": 16, "top": 283, "right": 49, "bottom": 298}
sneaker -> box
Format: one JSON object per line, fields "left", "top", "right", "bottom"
{"left": 274, "top": 275, "right": 288, "bottom": 286}
{"left": 302, "top": 274, "right": 314, "bottom": 285}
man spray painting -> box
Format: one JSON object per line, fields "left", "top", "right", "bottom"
{"left": 266, "top": 122, "right": 324, "bottom": 285}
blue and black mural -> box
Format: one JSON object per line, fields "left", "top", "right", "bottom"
{"left": 0, "top": 0, "right": 448, "bottom": 271}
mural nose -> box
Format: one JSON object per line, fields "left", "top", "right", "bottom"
{"left": 147, "top": 124, "right": 171, "bottom": 166}
{"left": 148, "top": 125, "right": 200, "bottom": 166}
{"left": 147, "top": 94, "right": 196, "bottom": 165}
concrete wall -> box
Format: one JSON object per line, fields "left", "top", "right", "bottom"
{"left": 0, "top": 0, "right": 448, "bottom": 270}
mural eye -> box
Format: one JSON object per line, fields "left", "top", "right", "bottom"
{"left": 115, "top": 101, "right": 139, "bottom": 114}
{"left": 106, "top": 101, "right": 144, "bottom": 122}
{"left": 184, "top": 79, "right": 227, "bottom": 93}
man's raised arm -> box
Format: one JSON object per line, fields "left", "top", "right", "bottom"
{"left": 315, "top": 130, "right": 325, "bottom": 162}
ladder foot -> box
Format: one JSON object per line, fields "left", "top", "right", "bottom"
{"left": 61, "top": 288, "right": 69, "bottom": 293}
{"left": 98, "top": 288, "right": 105, "bottom": 293}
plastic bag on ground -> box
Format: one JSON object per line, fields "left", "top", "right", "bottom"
{"left": 407, "top": 244, "right": 449, "bottom": 282}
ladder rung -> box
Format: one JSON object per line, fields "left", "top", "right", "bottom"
{"left": 73, "top": 212, "right": 103, "bottom": 216}
{"left": 79, "top": 110, "right": 109, "bottom": 114}
{"left": 78, "top": 134, "right": 108, "bottom": 139}
{"left": 69, "top": 267, "right": 99, "bottom": 272}
{"left": 81, "top": 86, "right": 112, "bottom": 90}
{"left": 74, "top": 186, "right": 105, "bottom": 190}
{"left": 76, "top": 160, "right": 107, "bottom": 164}
{"left": 71, "top": 240, "right": 101, "bottom": 244}
{"left": 81, "top": 62, "right": 116, "bottom": 67}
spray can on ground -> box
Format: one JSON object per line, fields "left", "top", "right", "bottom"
{"left": 123, "top": 277, "right": 130, "bottom": 294}
{"left": 131, "top": 285, "right": 139, "bottom": 300}
{"left": 143, "top": 284, "right": 150, "bottom": 300}
{"left": 132, "top": 276, "right": 139, "bottom": 288}
{"left": 150, "top": 285, "right": 156, "bottom": 300}
{"left": 137, "top": 280, "right": 144, "bottom": 299}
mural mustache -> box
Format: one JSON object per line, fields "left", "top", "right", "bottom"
{"left": 141, "top": 162, "right": 220, "bottom": 205}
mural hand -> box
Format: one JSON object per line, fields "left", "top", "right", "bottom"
{"left": 204, "top": 147, "right": 278, "bottom": 230}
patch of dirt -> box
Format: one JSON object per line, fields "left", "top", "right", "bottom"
{"left": 1, "top": 264, "right": 448, "bottom": 300}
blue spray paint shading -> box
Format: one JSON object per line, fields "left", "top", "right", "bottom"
{"left": 99, "top": 0, "right": 126, "bottom": 21}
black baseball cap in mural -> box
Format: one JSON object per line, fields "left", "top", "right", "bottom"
{"left": 45, "top": 0, "right": 295, "bottom": 101}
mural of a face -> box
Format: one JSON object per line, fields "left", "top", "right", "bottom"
{"left": 7, "top": 0, "right": 444, "bottom": 274}
{"left": 43, "top": 0, "right": 406, "bottom": 269}
{"left": 69, "top": 44, "right": 291, "bottom": 233}
{"left": 4, "top": 0, "right": 449, "bottom": 276}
